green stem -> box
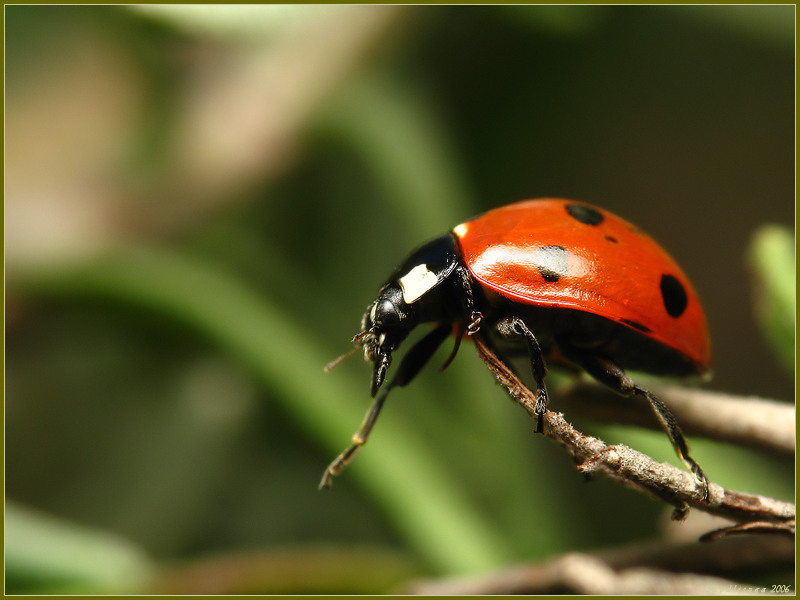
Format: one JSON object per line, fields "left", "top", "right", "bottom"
{"left": 31, "top": 246, "right": 512, "bottom": 574}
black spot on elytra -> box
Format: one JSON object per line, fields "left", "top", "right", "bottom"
{"left": 534, "top": 246, "right": 569, "bottom": 282}
{"left": 621, "top": 319, "right": 652, "bottom": 333}
{"left": 566, "top": 203, "right": 604, "bottom": 226}
{"left": 660, "top": 274, "right": 688, "bottom": 318}
{"left": 604, "top": 235, "right": 618, "bottom": 244}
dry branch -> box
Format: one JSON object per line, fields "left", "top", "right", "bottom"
{"left": 558, "top": 381, "right": 795, "bottom": 456}
{"left": 402, "top": 534, "right": 794, "bottom": 595}
{"left": 406, "top": 556, "right": 739, "bottom": 595}
{"left": 473, "top": 337, "right": 795, "bottom": 530}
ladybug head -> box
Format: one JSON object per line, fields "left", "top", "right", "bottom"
{"left": 357, "top": 284, "right": 416, "bottom": 396}
{"left": 325, "top": 234, "right": 462, "bottom": 397}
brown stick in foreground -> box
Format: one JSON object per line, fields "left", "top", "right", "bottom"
{"left": 402, "top": 533, "right": 794, "bottom": 595}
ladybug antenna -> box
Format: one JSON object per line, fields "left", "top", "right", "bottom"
{"left": 324, "top": 346, "right": 361, "bottom": 372}
{"left": 352, "top": 329, "right": 374, "bottom": 344}
{"left": 324, "top": 329, "right": 374, "bottom": 372}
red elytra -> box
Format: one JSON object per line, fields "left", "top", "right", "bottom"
{"left": 453, "top": 198, "right": 710, "bottom": 375}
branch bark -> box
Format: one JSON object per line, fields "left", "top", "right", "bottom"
{"left": 473, "top": 337, "right": 795, "bottom": 529}
{"left": 558, "top": 381, "right": 794, "bottom": 456}
{"left": 402, "top": 533, "right": 794, "bottom": 594}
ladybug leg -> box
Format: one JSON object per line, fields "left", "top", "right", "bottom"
{"left": 560, "top": 350, "right": 709, "bottom": 502}
{"left": 494, "top": 316, "right": 549, "bottom": 433}
{"left": 319, "top": 323, "right": 451, "bottom": 490}
{"left": 454, "top": 265, "right": 484, "bottom": 334}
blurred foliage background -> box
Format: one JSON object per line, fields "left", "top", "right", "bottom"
{"left": 5, "top": 5, "right": 795, "bottom": 594}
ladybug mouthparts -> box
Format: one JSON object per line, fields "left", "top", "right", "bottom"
{"left": 351, "top": 325, "right": 391, "bottom": 397}
{"left": 357, "top": 291, "right": 414, "bottom": 397}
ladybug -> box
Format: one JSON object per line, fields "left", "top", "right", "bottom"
{"left": 320, "top": 198, "right": 710, "bottom": 500}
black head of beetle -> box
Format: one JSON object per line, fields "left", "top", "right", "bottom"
{"left": 355, "top": 234, "right": 464, "bottom": 396}
{"left": 357, "top": 284, "right": 410, "bottom": 397}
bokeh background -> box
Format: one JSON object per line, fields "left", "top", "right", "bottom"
{"left": 5, "top": 5, "right": 794, "bottom": 594}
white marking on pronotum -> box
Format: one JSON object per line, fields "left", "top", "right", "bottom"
{"left": 398, "top": 264, "right": 438, "bottom": 304}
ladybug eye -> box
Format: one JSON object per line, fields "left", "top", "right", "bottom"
{"left": 373, "top": 299, "right": 399, "bottom": 328}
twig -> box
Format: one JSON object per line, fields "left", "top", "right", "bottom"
{"left": 558, "top": 381, "right": 794, "bottom": 455}
{"left": 401, "top": 534, "right": 794, "bottom": 595}
{"left": 473, "top": 337, "right": 795, "bottom": 528}
{"left": 404, "top": 556, "right": 739, "bottom": 595}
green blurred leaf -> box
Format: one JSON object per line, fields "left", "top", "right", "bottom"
{"left": 319, "top": 73, "right": 473, "bottom": 239}
{"left": 668, "top": 5, "right": 795, "bottom": 48}
{"left": 5, "top": 501, "right": 153, "bottom": 594}
{"left": 130, "top": 5, "right": 336, "bottom": 40}
{"left": 747, "top": 225, "right": 795, "bottom": 373}
{"left": 155, "top": 544, "right": 420, "bottom": 595}
{"left": 26, "top": 246, "right": 512, "bottom": 575}
{"left": 498, "top": 5, "right": 606, "bottom": 36}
